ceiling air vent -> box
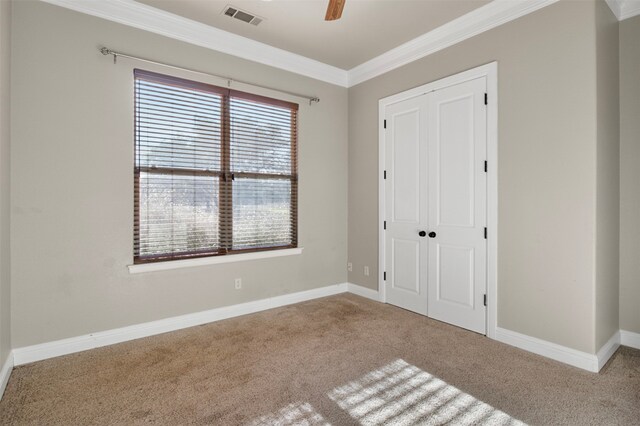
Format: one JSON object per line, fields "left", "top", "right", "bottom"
{"left": 223, "top": 5, "right": 264, "bottom": 26}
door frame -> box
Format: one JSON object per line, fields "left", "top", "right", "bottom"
{"left": 378, "top": 62, "right": 498, "bottom": 338}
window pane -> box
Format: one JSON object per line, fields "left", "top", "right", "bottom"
{"left": 134, "top": 71, "right": 298, "bottom": 263}
{"left": 230, "top": 98, "right": 293, "bottom": 175}
{"left": 137, "top": 172, "right": 219, "bottom": 258}
{"left": 232, "top": 178, "right": 293, "bottom": 250}
{"left": 136, "top": 80, "right": 222, "bottom": 171}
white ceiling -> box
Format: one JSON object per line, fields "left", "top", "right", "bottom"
{"left": 42, "top": 0, "right": 638, "bottom": 87}
{"left": 134, "top": 0, "right": 491, "bottom": 69}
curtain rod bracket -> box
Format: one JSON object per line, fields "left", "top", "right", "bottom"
{"left": 98, "top": 46, "right": 320, "bottom": 105}
{"left": 99, "top": 47, "right": 117, "bottom": 64}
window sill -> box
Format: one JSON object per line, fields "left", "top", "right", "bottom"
{"left": 128, "top": 248, "right": 304, "bottom": 274}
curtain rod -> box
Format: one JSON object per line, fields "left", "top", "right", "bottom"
{"left": 99, "top": 47, "right": 320, "bottom": 105}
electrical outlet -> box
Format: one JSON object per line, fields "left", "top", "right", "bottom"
{"left": 364, "top": 266, "right": 370, "bottom": 276}
{"left": 234, "top": 278, "right": 242, "bottom": 290}
{"left": 347, "top": 262, "right": 353, "bottom": 272}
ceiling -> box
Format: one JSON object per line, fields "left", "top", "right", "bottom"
{"left": 134, "top": 0, "right": 491, "bottom": 70}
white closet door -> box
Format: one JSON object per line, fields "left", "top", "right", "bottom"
{"left": 426, "top": 77, "right": 487, "bottom": 334}
{"left": 384, "top": 95, "right": 429, "bottom": 315}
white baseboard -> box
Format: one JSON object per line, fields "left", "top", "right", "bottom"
{"left": 347, "top": 285, "right": 622, "bottom": 373}
{"left": 620, "top": 329, "right": 640, "bottom": 349}
{"left": 0, "top": 352, "right": 13, "bottom": 400}
{"left": 596, "top": 331, "right": 620, "bottom": 371}
{"left": 12, "top": 282, "right": 349, "bottom": 366}
{"left": 346, "top": 283, "right": 381, "bottom": 302}
{"left": 9, "top": 279, "right": 639, "bottom": 373}
{"left": 494, "top": 327, "right": 600, "bottom": 372}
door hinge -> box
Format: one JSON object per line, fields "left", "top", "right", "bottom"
{"left": 384, "top": 170, "right": 387, "bottom": 180}
{"left": 484, "top": 161, "right": 487, "bottom": 173}
{"left": 383, "top": 220, "right": 386, "bottom": 230}
{"left": 484, "top": 227, "right": 487, "bottom": 239}
{"left": 384, "top": 119, "right": 387, "bottom": 129}
{"left": 483, "top": 294, "right": 487, "bottom": 306}
{"left": 484, "top": 93, "right": 488, "bottom": 105}
{"left": 384, "top": 271, "right": 387, "bottom": 281}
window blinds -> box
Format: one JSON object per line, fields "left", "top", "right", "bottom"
{"left": 134, "top": 69, "right": 298, "bottom": 263}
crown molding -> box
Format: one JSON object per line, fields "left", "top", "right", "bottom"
{"left": 348, "top": 0, "right": 559, "bottom": 87}
{"left": 606, "top": 0, "right": 623, "bottom": 18}
{"left": 610, "top": 0, "right": 640, "bottom": 20}
{"left": 40, "top": 0, "right": 567, "bottom": 88}
{"left": 605, "top": 0, "right": 640, "bottom": 20}
{"left": 40, "top": 0, "right": 349, "bottom": 87}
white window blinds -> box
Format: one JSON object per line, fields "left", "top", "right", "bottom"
{"left": 134, "top": 69, "right": 298, "bottom": 263}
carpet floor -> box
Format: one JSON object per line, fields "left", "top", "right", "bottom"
{"left": 0, "top": 294, "right": 638, "bottom": 425}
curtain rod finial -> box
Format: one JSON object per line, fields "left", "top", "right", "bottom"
{"left": 99, "top": 47, "right": 111, "bottom": 56}
{"left": 310, "top": 97, "right": 320, "bottom": 105}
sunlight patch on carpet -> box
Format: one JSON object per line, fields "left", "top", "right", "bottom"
{"left": 327, "top": 359, "right": 526, "bottom": 425}
{"left": 247, "top": 401, "right": 329, "bottom": 426}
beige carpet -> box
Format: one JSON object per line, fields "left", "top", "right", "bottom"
{"left": 0, "top": 294, "right": 638, "bottom": 425}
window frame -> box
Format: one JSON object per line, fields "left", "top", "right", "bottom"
{"left": 133, "top": 69, "right": 299, "bottom": 264}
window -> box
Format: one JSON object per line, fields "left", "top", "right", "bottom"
{"left": 134, "top": 69, "right": 298, "bottom": 264}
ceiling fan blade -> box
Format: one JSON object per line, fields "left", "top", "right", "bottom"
{"left": 325, "top": 0, "right": 346, "bottom": 21}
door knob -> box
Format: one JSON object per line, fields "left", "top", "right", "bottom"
{"left": 428, "top": 232, "right": 436, "bottom": 238}
{"left": 418, "top": 230, "right": 427, "bottom": 237}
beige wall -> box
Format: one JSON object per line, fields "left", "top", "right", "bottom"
{"left": 0, "top": 0, "right": 11, "bottom": 366}
{"left": 348, "top": 0, "right": 601, "bottom": 353}
{"left": 619, "top": 14, "right": 640, "bottom": 335}
{"left": 6, "top": 0, "right": 631, "bottom": 356}
{"left": 595, "top": 0, "right": 620, "bottom": 350}
{"left": 10, "top": 1, "right": 348, "bottom": 348}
